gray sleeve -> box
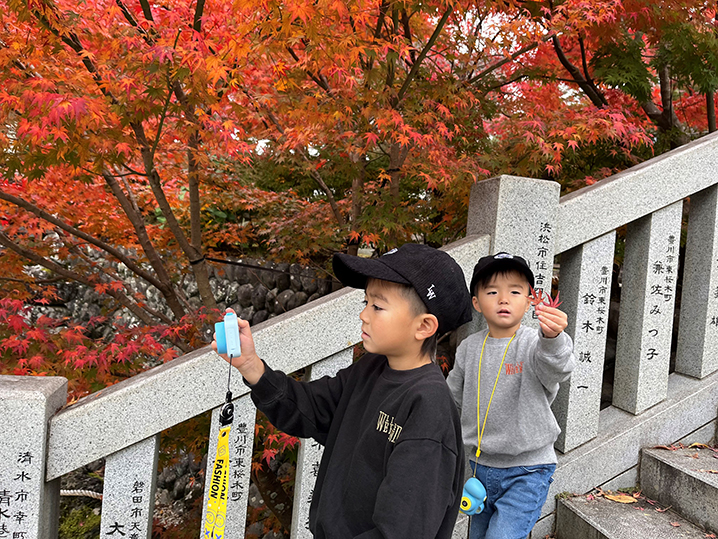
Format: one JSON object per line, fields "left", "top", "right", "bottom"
{"left": 531, "top": 331, "right": 576, "bottom": 390}
{"left": 445, "top": 341, "right": 466, "bottom": 411}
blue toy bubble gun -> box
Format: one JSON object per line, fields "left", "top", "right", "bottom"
{"left": 460, "top": 477, "right": 487, "bottom": 515}
{"left": 215, "top": 311, "right": 241, "bottom": 358}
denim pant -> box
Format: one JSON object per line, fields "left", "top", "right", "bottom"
{"left": 468, "top": 461, "right": 555, "bottom": 539}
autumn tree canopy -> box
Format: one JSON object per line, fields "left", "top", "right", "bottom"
{"left": 1, "top": 0, "right": 717, "bottom": 386}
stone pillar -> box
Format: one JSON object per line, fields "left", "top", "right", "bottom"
{"left": 291, "top": 349, "right": 353, "bottom": 538}
{"left": 101, "top": 436, "right": 159, "bottom": 539}
{"left": 553, "top": 232, "right": 616, "bottom": 452}
{"left": 614, "top": 201, "right": 683, "bottom": 414}
{"left": 467, "top": 175, "right": 561, "bottom": 328}
{"left": 0, "top": 375, "right": 67, "bottom": 539}
{"left": 676, "top": 184, "right": 718, "bottom": 378}
{"left": 201, "top": 394, "right": 256, "bottom": 537}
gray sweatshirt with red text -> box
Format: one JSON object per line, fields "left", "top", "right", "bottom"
{"left": 446, "top": 325, "right": 576, "bottom": 468}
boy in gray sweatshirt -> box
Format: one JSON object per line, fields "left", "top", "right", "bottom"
{"left": 446, "top": 252, "right": 576, "bottom": 539}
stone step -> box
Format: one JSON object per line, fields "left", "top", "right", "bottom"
{"left": 641, "top": 445, "right": 718, "bottom": 534}
{"left": 555, "top": 493, "right": 709, "bottom": 539}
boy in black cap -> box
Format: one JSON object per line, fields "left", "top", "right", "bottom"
{"left": 446, "top": 252, "right": 576, "bottom": 539}
{"left": 213, "top": 243, "right": 473, "bottom": 538}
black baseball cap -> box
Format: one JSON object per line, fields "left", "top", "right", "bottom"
{"left": 332, "top": 243, "right": 473, "bottom": 334}
{"left": 470, "top": 252, "right": 535, "bottom": 294}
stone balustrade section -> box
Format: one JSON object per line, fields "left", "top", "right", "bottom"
{"left": 0, "top": 376, "right": 67, "bottom": 539}
{"left": 5, "top": 130, "right": 718, "bottom": 537}
{"left": 467, "top": 175, "right": 561, "bottom": 330}
{"left": 44, "top": 237, "right": 489, "bottom": 482}
{"left": 676, "top": 184, "right": 718, "bottom": 379}
{"left": 553, "top": 231, "right": 616, "bottom": 452}
{"left": 200, "top": 395, "right": 256, "bottom": 537}
{"left": 614, "top": 201, "right": 683, "bottom": 415}
{"left": 101, "top": 436, "right": 159, "bottom": 539}
{"left": 555, "top": 133, "right": 718, "bottom": 255}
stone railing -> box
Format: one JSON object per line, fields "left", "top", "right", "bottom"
{"left": 3, "top": 131, "right": 718, "bottom": 538}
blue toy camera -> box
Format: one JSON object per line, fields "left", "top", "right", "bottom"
{"left": 215, "top": 312, "right": 241, "bottom": 358}
{"left": 460, "top": 477, "right": 487, "bottom": 515}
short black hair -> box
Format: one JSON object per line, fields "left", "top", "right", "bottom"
{"left": 472, "top": 263, "right": 531, "bottom": 297}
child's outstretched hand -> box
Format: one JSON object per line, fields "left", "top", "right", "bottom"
{"left": 535, "top": 304, "right": 568, "bottom": 338}
{"left": 212, "top": 308, "right": 265, "bottom": 385}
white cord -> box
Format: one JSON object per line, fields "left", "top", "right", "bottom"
{"left": 60, "top": 489, "right": 103, "bottom": 500}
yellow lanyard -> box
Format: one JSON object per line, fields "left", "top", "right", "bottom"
{"left": 204, "top": 352, "right": 236, "bottom": 539}
{"left": 204, "top": 425, "right": 231, "bottom": 539}
{"left": 475, "top": 332, "right": 515, "bottom": 460}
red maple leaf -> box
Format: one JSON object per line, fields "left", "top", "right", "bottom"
{"left": 530, "top": 286, "right": 562, "bottom": 308}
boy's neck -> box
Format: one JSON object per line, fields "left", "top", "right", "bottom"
{"left": 487, "top": 322, "right": 522, "bottom": 339}
{"left": 386, "top": 353, "right": 432, "bottom": 371}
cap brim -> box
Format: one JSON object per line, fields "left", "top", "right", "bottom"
{"left": 333, "top": 253, "right": 410, "bottom": 289}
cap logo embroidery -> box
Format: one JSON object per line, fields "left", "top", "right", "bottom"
{"left": 494, "top": 253, "right": 514, "bottom": 259}
{"left": 384, "top": 248, "right": 398, "bottom": 256}
{"left": 427, "top": 284, "right": 436, "bottom": 300}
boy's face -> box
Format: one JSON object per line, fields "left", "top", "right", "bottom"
{"left": 473, "top": 271, "right": 531, "bottom": 338}
{"left": 360, "top": 280, "right": 425, "bottom": 360}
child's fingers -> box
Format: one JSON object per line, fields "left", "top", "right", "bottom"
{"left": 536, "top": 305, "right": 567, "bottom": 323}
{"left": 538, "top": 311, "right": 566, "bottom": 336}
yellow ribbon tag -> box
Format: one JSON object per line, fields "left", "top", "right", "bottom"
{"left": 204, "top": 425, "right": 231, "bottom": 539}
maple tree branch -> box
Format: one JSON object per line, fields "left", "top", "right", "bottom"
{"left": 31, "top": 9, "right": 123, "bottom": 110}
{"left": 138, "top": 0, "right": 155, "bottom": 22}
{"left": 101, "top": 172, "right": 189, "bottom": 319}
{"left": 0, "top": 189, "right": 168, "bottom": 294}
{"left": 62, "top": 239, "right": 172, "bottom": 326}
{"left": 395, "top": 6, "right": 452, "bottom": 106}
{"left": 286, "top": 46, "right": 332, "bottom": 94}
{"left": 241, "top": 89, "right": 346, "bottom": 226}
{"left": 193, "top": 0, "right": 206, "bottom": 32}
{"left": 551, "top": 36, "right": 608, "bottom": 107}
{"left": 151, "top": 32, "right": 182, "bottom": 162}
{"left": 0, "top": 231, "right": 155, "bottom": 326}
{"left": 116, "top": 0, "right": 154, "bottom": 45}
{"left": 578, "top": 35, "right": 592, "bottom": 84}
{"left": 467, "top": 37, "right": 550, "bottom": 86}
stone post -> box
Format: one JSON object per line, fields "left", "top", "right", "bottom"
{"left": 614, "top": 201, "right": 683, "bottom": 414}
{"left": 101, "top": 436, "right": 159, "bottom": 539}
{"left": 0, "top": 375, "right": 67, "bottom": 539}
{"left": 676, "top": 184, "right": 718, "bottom": 378}
{"left": 553, "top": 232, "right": 616, "bottom": 452}
{"left": 467, "top": 175, "right": 561, "bottom": 328}
{"left": 291, "top": 349, "right": 353, "bottom": 538}
{"left": 201, "top": 394, "right": 256, "bottom": 537}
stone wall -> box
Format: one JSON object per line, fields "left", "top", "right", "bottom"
{"left": 30, "top": 258, "right": 341, "bottom": 334}
{"left": 208, "top": 259, "right": 340, "bottom": 326}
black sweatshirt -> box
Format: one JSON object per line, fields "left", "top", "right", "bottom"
{"left": 248, "top": 353, "right": 464, "bottom": 539}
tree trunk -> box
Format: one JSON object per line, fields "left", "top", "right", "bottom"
{"left": 347, "top": 153, "right": 366, "bottom": 257}
{"left": 708, "top": 91, "right": 716, "bottom": 133}
{"left": 251, "top": 467, "right": 294, "bottom": 533}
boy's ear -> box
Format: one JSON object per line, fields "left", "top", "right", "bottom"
{"left": 472, "top": 296, "right": 482, "bottom": 313}
{"left": 415, "top": 314, "right": 439, "bottom": 341}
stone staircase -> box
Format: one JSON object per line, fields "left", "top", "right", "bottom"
{"left": 555, "top": 445, "right": 718, "bottom": 539}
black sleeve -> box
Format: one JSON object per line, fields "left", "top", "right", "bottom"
{"left": 247, "top": 360, "right": 351, "bottom": 445}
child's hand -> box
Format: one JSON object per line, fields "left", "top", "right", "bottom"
{"left": 211, "top": 308, "right": 265, "bottom": 384}
{"left": 535, "top": 304, "right": 568, "bottom": 338}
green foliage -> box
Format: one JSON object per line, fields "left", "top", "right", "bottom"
{"left": 59, "top": 506, "right": 101, "bottom": 539}
{"left": 660, "top": 22, "right": 718, "bottom": 94}
{"left": 591, "top": 32, "right": 655, "bottom": 103}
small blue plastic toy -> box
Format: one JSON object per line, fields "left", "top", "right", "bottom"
{"left": 460, "top": 477, "right": 487, "bottom": 515}
{"left": 215, "top": 311, "right": 241, "bottom": 358}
